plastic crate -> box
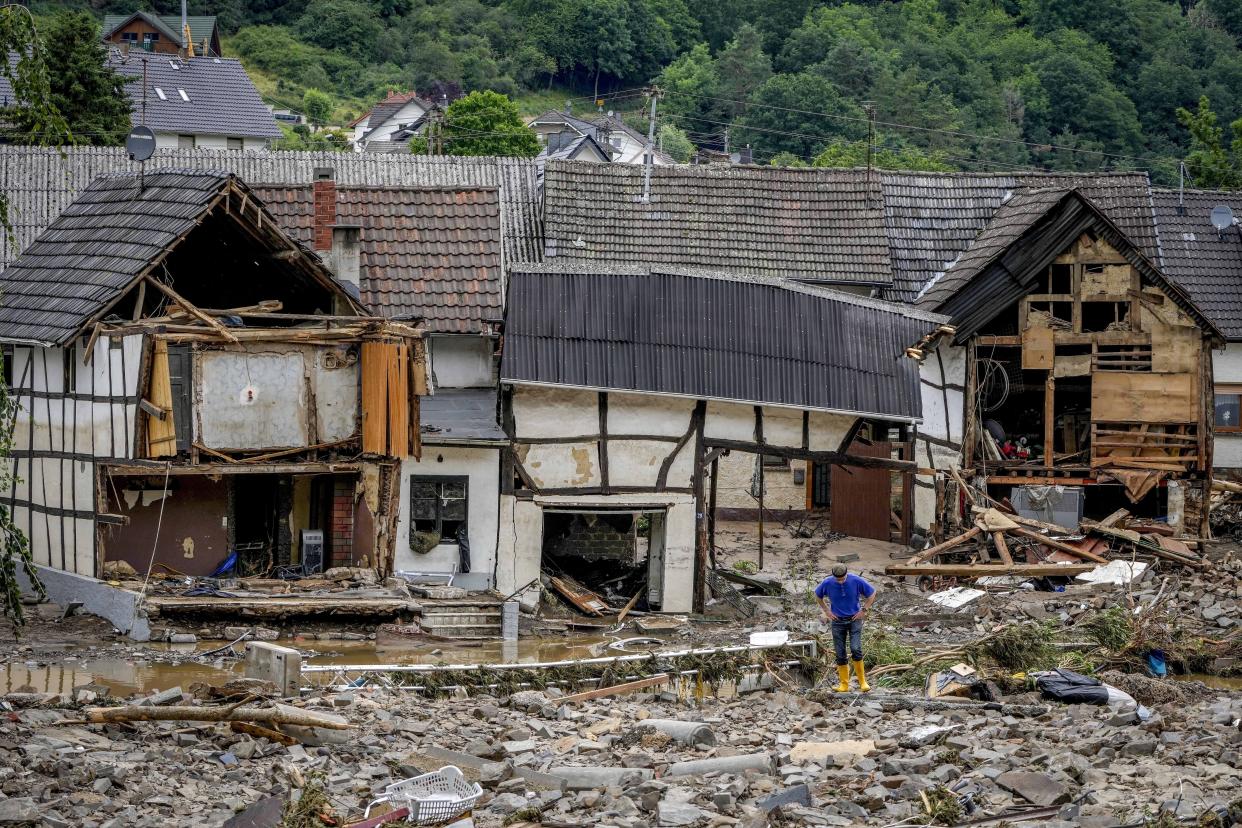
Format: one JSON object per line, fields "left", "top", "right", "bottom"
{"left": 364, "top": 766, "right": 482, "bottom": 825}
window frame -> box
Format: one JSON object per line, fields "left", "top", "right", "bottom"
{"left": 1215, "top": 384, "right": 1242, "bottom": 433}
{"left": 409, "top": 475, "right": 469, "bottom": 546}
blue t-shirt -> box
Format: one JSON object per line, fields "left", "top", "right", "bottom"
{"left": 814, "top": 573, "right": 875, "bottom": 618}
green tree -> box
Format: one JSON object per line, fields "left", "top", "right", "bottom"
{"left": 658, "top": 122, "right": 694, "bottom": 162}
{"left": 1176, "top": 96, "right": 1242, "bottom": 189}
{"left": 812, "top": 139, "right": 953, "bottom": 172}
{"left": 441, "top": 90, "right": 540, "bottom": 157}
{"left": 656, "top": 43, "right": 720, "bottom": 131}
{"left": 302, "top": 88, "right": 333, "bottom": 127}
{"left": 0, "top": 6, "right": 65, "bottom": 625}
{"left": 714, "top": 23, "right": 771, "bottom": 119}
{"left": 296, "top": 0, "right": 383, "bottom": 61}
{"left": 767, "top": 150, "right": 808, "bottom": 167}
{"left": 736, "top": 73, "right": 867, "bottom": 159}
{"left": 274, "top": 123, "right": 352, "bottom": 150}
{"left": 16, "top": 12, "right": 130, "bottom": 146}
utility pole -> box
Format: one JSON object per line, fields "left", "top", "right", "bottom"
{"left": 641, "top": 87, "right": 660, "bottom": 203}
{"left": 863, "top": 100, "right": 876, "bottom": 204}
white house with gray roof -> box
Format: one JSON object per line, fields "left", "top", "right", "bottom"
{"left": 108, "top": 51, "right": 281, "bottom": 150}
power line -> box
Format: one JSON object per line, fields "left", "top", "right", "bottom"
{"left": 662, "top": 89, "right": 1183, "bottom": 171}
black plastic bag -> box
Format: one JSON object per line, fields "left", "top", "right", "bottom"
{"left": 1034, "top": 668, "right": 1109, "bottom": 705}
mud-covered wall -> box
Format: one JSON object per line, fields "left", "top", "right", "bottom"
{"left": 103, "top": 475, "right": 230, "bottom": 577}
{"left": 913, "top": 342, "right": 967, "bottom": 535}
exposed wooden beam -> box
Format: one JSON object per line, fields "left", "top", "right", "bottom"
{"left": 143, "top": 275, "right": 240, "bottom": 344}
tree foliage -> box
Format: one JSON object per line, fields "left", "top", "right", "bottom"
{"left": 0, "top": 6, "right": 64, "bottom": 626}
{"left": 302, "top": 88, "right": 334, "bottom": 126}
{"left": 1176, "top": 96, "right": 1242, "bottom": 189}
{"left": 441, "top": 90, "right": 540, "bottom": 157}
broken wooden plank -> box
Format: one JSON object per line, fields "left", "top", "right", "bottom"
{"left": 560, "top": 674, "right": 671, "bottom": 703}
{"left": 1097, "top": 508, "right": 1130, "bottom": 529}
{"left": 885, "top": 563, "right": 1095, "bottom": 578}
{"left": 1011, "top": 527, "right": 1109, "bottom": 564}
{"left": 548, "top": 576, "right": 611, "bottom": 616}
{"left": 992, "top": 532, "right": 1013, "bottom": 566}
{"left": 907, "top": 526, "right": 982, "bottom": 565}
{"left": 617, "top": 590, "right": 643, "bottom": 623}
{"left": 1084, "top": 524, "right": 1207, "bottom": 569}
{"left": 143, "top": 275, "right": 240, "bottom": 344}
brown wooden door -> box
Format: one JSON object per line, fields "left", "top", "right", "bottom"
{"left": 830, "top": 440, "right": 892, "bottom": 541}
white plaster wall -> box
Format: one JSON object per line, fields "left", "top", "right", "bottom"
{"left": 704, "top": 400, "right": 755, "bottom": 442}
{"left": 153, "top": 132, "right": 268, "bottom": 150}
{"left": 517, "top": 442, "right": 601, "bottom": 488}
{"left": 1213, "top": 345, "right": 1242, "bottom": 468}
{"left": 512, "top": 386, "right": 599, "bottom": 439}
{"left": 431, "top": 336, "right": 494, "bottom": 388}
{"left": 495, "top": 495, "right": 544, "bottom": 608}
{"left": 607, "top": 392, "right": 697, "bottom": 437}
{"left": 807, "top": 411, "right": 856, "bottom": 452}
{"left": 393, "top": 446, "right": 499, "bottom": 590}
{"left": 912, "top": 342, "right": 967, "bottom": 533}
{"left": 197, "top": 350, "right": 307, "bottom": 449}
{"left": 607, "top": 439, "right": 693, "bottom": 488}
{"left": 312, "top": 349, "right": 360, "bottom": 442}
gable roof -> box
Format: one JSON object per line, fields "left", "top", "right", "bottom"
{"left": 531, "top": 110, "right": 674, "bottom": 164}
{"left": 502, "top": 264, "right": 946, "bottom": 420}
{"left": 1151, "top": 188, "right": 1242, "bottom": 340}
{"left": 537, "top": 133, "right": 611, "bottom": 164}
{"left": 880, "top": 171, "right": 1160, "bottom": 302}
{"left": 108, "top": 52, "right": 280, "bottom": 139}
{"left": 542, "top": 162, "right": 892, "bottom": 286}
{"left": 357, "top": 91, "right": 433, "bottom": 135}
{"left": 255, "top": 185, "right": 503, "bottom": 333}
{"left": 102, "top": 12, "right": 184, "bottom": 46}
{"left": 0, "top": 169, "right": 353, "bottom": 346}
{"left": 917, "top": 187, "right": 1220, "bottom": 340}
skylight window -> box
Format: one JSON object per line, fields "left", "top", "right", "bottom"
{"left": 154, "top": 87, "right": 166, "bottom": 100}
{"left": 178, "top": 89, "right": 190, "bottom": 102}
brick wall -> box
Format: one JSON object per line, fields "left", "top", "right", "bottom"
{"left": 312, "top": 176, "right": 336, "bottom": 251}
{"left": 331, "top": 478, "right": 354, "bottom": 566}
{"left": 554, "top": 514, "right": 635, "bottom": 562}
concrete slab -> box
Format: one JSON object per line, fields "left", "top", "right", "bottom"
{"left": 16, "top": 564, "right": 150, "bottom": 641}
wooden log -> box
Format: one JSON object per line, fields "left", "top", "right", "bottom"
{"left": 1212, "top": 479, "right": 1242, "bottom": 494}
{"left": 230, "top": 720, "right": 298, "bottom": 745}
{"left": 560, "top": 674, "right": 671, "bottom": 703}
{"left": 85, "top": 702, "right": 352, "bottom": 729}
{"left": 992, "top": 532, "right": 1013, "bottom": 566}
{"left": 143, "top": 275, "right": 240, "bottom": 344}
{"left": 907, "top": 526, "right": 982, "bottom": 565}
{"left": 885, "top": 563, "right": 1095, "bottom": 577}
{"left": 1010, "top": 527, "right": 1109, "bottom": 563}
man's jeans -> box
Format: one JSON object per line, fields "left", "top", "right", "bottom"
{"left": 831, "top": 618, "right": 863, "bottom": 666}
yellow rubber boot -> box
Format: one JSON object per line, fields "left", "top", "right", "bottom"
{"left": 853, "top": 660, "right": 871, "bottom": 693}
{"left": 834, "top": 664, "right": 851, "bottom": 692}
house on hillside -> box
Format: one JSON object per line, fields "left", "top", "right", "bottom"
{"left": 1151, "top": 189, "right": 1242, "bottom": 479}
{"left": 496, "top": 265, "right": 945, "bottom": 612}
{"left": 107, "top": 51, "right": 281, "bottom": 150}
{"left": 529, "top": 108, "right": 673, "bottom": 165}
{"left": 257, "top": 168, "right": 506, "bottom": 590}
{"left": 102, "top": 12, "right": 221, "bottom": 57}
{"left": 351, "top": 91, "right": 435, "bottom": 153}
{"left": 0, "top": 169, "right": 428, "bottom": 639}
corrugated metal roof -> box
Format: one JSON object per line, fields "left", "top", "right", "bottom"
{"left": 0, "top": 169, "right": 231, "bottom": 345}
{"left": 501, "top": 264, "right": 946, "bottom": 420}
{"left": 256, "top": 184, "right": 503, "bottom": 333}
{"left": 421, "top": 388, "right": 505, "bottom": 443}
{"left": 541, "top": 162, "right": 892, "bottom": 285}
{"left": 1151, "top": 189, "right": 1242, "bottom": 340}
{"left": 109, "top": 52, "right": 281, "bottom": 139}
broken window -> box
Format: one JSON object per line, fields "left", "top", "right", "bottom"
{"left": 410, "top": 475, "right": 467, "bottom": 546}
{"left": 1215, "top": 385, "right": 1242, "bottom": 433}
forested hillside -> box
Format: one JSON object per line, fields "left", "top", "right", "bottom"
{"left": 35, "top": 0, "right": 1242, "bottom": 182}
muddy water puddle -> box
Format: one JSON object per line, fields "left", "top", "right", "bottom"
{"left": 1, "top": 635, "right": 623, "bottom": 696}
{"left": 1174, "top": 673, "right": 1242, "bottom": 690}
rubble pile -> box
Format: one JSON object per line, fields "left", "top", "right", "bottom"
{"left": 1, "top": 676, "right": 1239, "bottom": 828}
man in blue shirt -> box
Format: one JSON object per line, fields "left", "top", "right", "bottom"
{"left": 814, "top": 565, "right": 877, "bottom": 692}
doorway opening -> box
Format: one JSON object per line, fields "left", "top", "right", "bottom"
{"left": 540, "top": 508, "right": 667, "bottom": 612}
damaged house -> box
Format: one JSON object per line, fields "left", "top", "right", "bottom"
{"left": 916, "top": 187, "right": 1222, "bottom": 535}
{"left": 539, "top": 162, "right": 1229, "bottom": 541}
{"left": 256, "top": 168, "right": 506, "bottom": 592}
{"left": 495, "top": 265, "right": 946, "bottom": 612}
{"left": 0, "top": 169, "right": 426, "bottom": 637}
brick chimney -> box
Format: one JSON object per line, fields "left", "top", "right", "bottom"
{"left": 312, "top": 166, "right": 336, "bottom": 251}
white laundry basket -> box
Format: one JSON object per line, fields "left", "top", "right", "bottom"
{"left": 364, "top": 765, "right": 482, "bottom": 825}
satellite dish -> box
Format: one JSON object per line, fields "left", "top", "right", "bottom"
{"left": 125, "top": 126, "right": 156, "bottom": 162}
{"left": 1211, "top": 204, "right": 1236, "bottom": 233}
